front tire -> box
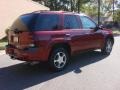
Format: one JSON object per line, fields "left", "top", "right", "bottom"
{"left": 101, "top": 38, "right": 113, "bottom": 55}
{"left": 49, "top": 48, "right": 69, "bottom": 71}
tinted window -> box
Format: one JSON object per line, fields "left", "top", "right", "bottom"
{"left": 20, "top": 14, "right": 37, "bottom": 29}
{"left": 32, "top": 14, "right": 59, "bottom": 31}
{"left": 64, "top": 15, "right": 80, "bottom": 29}
{"left": 20, "top": 14, "right": 34, "bottom": 25}
{"left": 80, "top": 16, "right": 96, "bottom": 29}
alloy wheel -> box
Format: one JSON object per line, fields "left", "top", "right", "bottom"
{"left": 53, "top": 52, "right": 67, "bottom": 69}
{"left": 105, "top": 39, "right": 112, "bottom": 53}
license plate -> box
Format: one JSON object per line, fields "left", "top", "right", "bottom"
{"left": 13, "top": 36, "right": 18, "bottom": 42}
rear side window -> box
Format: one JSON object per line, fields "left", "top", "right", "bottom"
{"left": 64, "top": 15, "right": 80, "bottom": 29}
{"left": 20, "top": 14, "right": 36, "bottom": 29}
{"left": 32, "top": 14, "right": 59, "bottom": 31}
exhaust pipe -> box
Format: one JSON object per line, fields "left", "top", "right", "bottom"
{"left": 10, "top": 56, "right": 16, "bottom": 60}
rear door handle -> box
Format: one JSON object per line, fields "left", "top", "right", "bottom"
{"left": 65, "top": 34, "right": 71, "bottom": 40}
{"left": 85, "top": 33, "right": 89, "bottom": 35}
{"left": 65, "top": 34, "right": 70, "bottom": 36}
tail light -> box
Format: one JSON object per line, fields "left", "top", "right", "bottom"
{"left": 13, "top": 36, "right": 19, "bottom": 43}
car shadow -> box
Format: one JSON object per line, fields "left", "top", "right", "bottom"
{"left": 0, "top": 51, "right": 108, "bottom": 90}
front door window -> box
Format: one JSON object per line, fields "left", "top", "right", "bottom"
{"left": 80, "top": 16, "right": 96, "bottom": 29}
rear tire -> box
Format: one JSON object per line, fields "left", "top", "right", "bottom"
{"left": 49, "top": 48, "right": 69, "bottom": 71}
{"left": 101, "top": 38, "right": 113, "bottom": 55}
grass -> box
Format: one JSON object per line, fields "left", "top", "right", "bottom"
{"left": 0, "top": 36, "right": 7, "bottom": 50}
{"left": 0, "top": 42, "right": 7, "bottom": 50}
{"left": 0, "top": 36, "right": 7, "bottom": 42}
{"left": 112, "top": 29, "right": 120, "bottom": 36}
{"left": 112, "top": 30, "right": 120, "bottom": 34}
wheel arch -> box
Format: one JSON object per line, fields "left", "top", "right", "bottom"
{"left": 49, "top": 42, "right": 71, "bottom": 59}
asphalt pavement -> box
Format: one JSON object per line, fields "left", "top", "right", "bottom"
{"left": 0, "top": 36, "right": 120, "bottom": 90}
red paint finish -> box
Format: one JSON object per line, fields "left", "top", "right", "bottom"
{"left": 6, "top": 11, "right": 114, "bottom": 62}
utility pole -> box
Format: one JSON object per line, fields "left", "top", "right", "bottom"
{"left": 113, "top": 0, "right": 115, "bottom": 24}
{"left": 70, "top": 0, "right": 73, "bottom": 12}
{"left": 78, "top": 0, "right": 80, "bottom": 13}
{"left": 98, "top": 0, "right": 100, "bottom": 25}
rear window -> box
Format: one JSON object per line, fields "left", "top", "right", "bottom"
{"left": 20, "top": 14, "right": 59, "bottom": 31}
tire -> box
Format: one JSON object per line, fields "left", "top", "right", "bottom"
{"left": 49, "top": 48, "right": 69, "bottom": 71}
{"left": 101, "top": 38, "right": 113, "bottom": 55}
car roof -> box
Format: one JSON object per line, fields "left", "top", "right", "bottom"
{"left": 32, "top": 10, "right": 88, "bottom": 16}
{"left": 21, "top": 10, "right": 88, "bottom": 18}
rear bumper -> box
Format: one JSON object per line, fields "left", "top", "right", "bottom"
{"left": 5, "top": 44, "right": 49, "bottom": 62}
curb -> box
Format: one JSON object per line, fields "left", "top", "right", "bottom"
{"left": 113, "top": 34, "right": 120, "bottom": 37}
{"left": 0, "top": 50, "right": 5, "bottom": 55}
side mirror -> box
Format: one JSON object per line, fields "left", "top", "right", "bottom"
{"left": 93, "top": 25, "right": 103, "bottom": 31}
{"left": 99, "top": 25, "right": 104, "bottom": 29}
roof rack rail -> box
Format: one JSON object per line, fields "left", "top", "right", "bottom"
{"left": 33, "top": 10, "right": 49, "bottom": 13}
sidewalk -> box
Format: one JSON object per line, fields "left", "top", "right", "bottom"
{"left": 0, "top": 50, "right": 5, "bottom": 55}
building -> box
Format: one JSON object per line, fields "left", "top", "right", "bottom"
{"left": 0, "top": 0, "right": 49, "bottom": 39}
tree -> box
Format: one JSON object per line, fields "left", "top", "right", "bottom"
{"left": 114, "top": 10, "right": 120, "bottom": 21}
{"left": 81, "top": 5, "right": 98, "bottom": 17}
{"left": 32, "top": 0, "right": 90, "bottom": 12}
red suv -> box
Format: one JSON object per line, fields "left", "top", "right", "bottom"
{"left": 6, "top": 11, "right": 114, "bottom": 71}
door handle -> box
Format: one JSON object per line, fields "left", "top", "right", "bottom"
{"left": 65, "top": 34, "right": 71, "bottom": 40}
{"left": 85, "top": 33, "right": 89, "bottom": 35}
{"left": 65, "top": 34, "right": 70, "bottom": 36}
